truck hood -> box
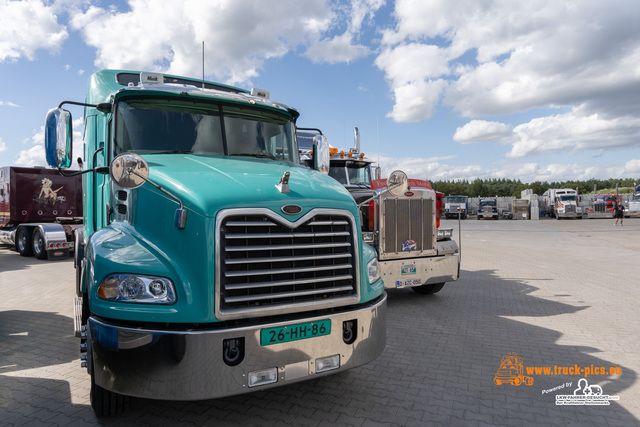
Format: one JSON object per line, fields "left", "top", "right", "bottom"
{"left": 139, "top": 154, "right": 355, "bottom": 218}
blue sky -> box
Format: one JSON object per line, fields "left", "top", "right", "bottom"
{"left": 1, "top": 0, "right": 640, "bottom": 184}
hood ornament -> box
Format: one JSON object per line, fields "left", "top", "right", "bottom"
{"left": 276, "top": 171, "right": 290, "bottom": 193}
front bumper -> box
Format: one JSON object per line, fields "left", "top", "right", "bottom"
{"left": 626, "top": 208, "right": 640, "bottom": 218}
{"left": 88, "top": 294, "right": 387, "bottom": 400}
{"left": 478, "top": 211, "right": 497, "bottom": 218}
{"left": 379, "top": 240, "right": 460, "bottom": 289}
{"left": 556, "top": 211, "right": 580, "bottom": 218}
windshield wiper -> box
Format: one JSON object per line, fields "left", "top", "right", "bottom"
{"left": 152, "top": 150, "right": 193, "bottom": 154}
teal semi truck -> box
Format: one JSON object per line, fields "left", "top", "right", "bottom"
{"left": 44, "top": 70, "right": 387, "bottom": 416}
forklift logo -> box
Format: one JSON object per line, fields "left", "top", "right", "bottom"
{"left": 494, "top": 352, "right": 534, "bottom": 386}
{"left": 35, "top": 178, "right": 65, "bottom": 206}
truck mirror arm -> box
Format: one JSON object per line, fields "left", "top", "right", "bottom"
{"left": 58, "top": 100, "right": 112, "bottom": 114}
{"left": 356, "top": 182, "right": 404, "bottom": 208}
{"left": 127, "top": 168, "right": 188, "bottom": 229}
{"left": 55, "top": 166, "right": 109, "bottom": 177}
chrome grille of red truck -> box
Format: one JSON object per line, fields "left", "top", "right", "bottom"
{"left": 381, "top": 197, "right": 435, "bottom": 258}
{"left": 216, "top": 208, "right": 360, "bottom": 319}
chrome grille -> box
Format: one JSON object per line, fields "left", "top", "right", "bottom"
{"left": 381, "top": 197, "right": 435, "bottom": 259}
{"left": 216, "top": 209, "right": 359, "bottom": 319}
{"left": 565, "top": 204, "right": 576, "bottom": 213}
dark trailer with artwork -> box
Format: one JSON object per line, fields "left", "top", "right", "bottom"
{"left": 0, "top": 166, "right": 82, "bottom": 259}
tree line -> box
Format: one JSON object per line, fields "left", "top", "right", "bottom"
{"left": 429, "top": 178, "right": 640, "bottom": 198}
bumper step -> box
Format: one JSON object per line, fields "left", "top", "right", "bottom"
{"left": 73, "top": 297, "right": 83, "bottom": 337}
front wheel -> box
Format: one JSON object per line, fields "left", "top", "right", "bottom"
{"left": 88, "top": 325, "right": 129, "bottom": 417}
{"left": 33, "top": 229, "right": 47, "bottom": 260}
{"left": 90, "top": 370, "right": 129, "bottom": 417}
{"left": 412, "top": 283, "right": 445, "bottom": 295}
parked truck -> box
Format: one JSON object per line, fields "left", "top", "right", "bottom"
{"left": 444, "top": 195, "right": 468, "bottom": 219}
{"left": 298, "top": 128, "right": 460, "bottom": 295}
{"left": 44, "top": 70, "right": 387, "bottom": 416}
{"left": 625, "top": 185, "right": 640, "bottom": 218}
{"left": 477, "top": 197, "right": 499, "bottom": 220}
{"left": 542, "top": 188, "right": 582, "bottom": 219}
{"left": 0, "top": 166, "right": 82, "bottom": 259}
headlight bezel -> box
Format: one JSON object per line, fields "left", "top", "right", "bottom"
{"left": 97, "top": 273, "right": 177, "bottom": 304}
{"left": 367, "top": 258, "right": 381, "bottom": 284}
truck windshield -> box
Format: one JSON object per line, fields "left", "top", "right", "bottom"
{"left": 446, "top": 196, "right": 467, "bottom": 203}
{"left": 329, "top": 162, "right": 371, "bottom": 186}
{"left": 114, "top": 98, "right": 296, "bottom": 162}
{"left": 480, "top": 200, "right": 496, "bottom": 207}
{"left": 633, "top": 193, "right": 640, "bottom": 201}
{"left": 559, "top": 195, "right": 576, "bottom": 202}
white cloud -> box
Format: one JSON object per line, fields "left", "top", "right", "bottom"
{"left": 305, "top": 0, "right": 384, "bottom": 64}
{"left": 69, "top": 0, "right": 334, "bottom": 85}
{"left": 375, "top": 0, "right": 640, "bottom": 163}
{"left": 0, "top": 136, "right": 6, "bottom": 152}
{"left": 453, "top": 120, "right": 513, "bottom": 144}
{"left": 0, "top": 0, "right": 68, "bottom": 62}
{"left": 305, "top": 33, "right": 370, "bottom": 64}
{"left": 0, "top": 101, "right": 20, "bottom": 107}
{"left": 507, "top": 109, "right": 640, "bottom": 158}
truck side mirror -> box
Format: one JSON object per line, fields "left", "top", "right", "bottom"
{"left": 313, "top": 134, "right": 330, "bottom": 175}
{"left": 44, "top": 108, "right": 73, "bottom": 169}
{"left": 110, "top": 153, "right": 149, "bottom": 189}
{"left": 387, "top": 170, "right": 408, "bottom": 197}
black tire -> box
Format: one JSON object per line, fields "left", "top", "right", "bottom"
{"left": 33, "top": 229, "right": 47, "bottom": 260}
{"left": 412, "top": 283, "right": 445, "bottom": 295}
{"left": 90, "top": 368, "right": 129, "bottom": 417}
{"left": 16, "top": 227, "right": 34, "bottom": 257}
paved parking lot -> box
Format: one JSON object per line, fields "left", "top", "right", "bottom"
{"left": 1, "top": 218, "right": 639, "bottom": 426}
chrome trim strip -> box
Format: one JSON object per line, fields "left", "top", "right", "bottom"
{"left": 226, "top": 285, "right": 355, "bottom": 303}
{"left": 224, "top": 263, "right": 353, "bottom": 277}
{"left": 225, "top": 231, "right": 351, "bottom": 239}
{"left": 224, "top": 242, "right": 351, "bottom": 252}
{"left": 225, "top": 274, "right": 354, "bottom": 290}
{"left": 225, "top": 253, "right": 352, "bottom": 265}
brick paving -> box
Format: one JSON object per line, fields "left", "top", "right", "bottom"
{"left": 1, "top": 218, "right": 639, "bottom": 426}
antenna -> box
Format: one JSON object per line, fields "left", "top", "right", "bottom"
{"left": 377, "top": 115, "right": 380, "bottom": 166}
{"left": 202, "top": 41, "right": 205, "bottom": 89}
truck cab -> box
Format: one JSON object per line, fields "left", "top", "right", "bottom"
{"left": 44, "top": 70, "right": 386, "bottom": 416}
{"left": 626, "top": 186, "right": 640, "bottom": 217}
{"left": 477, "top": 198, "right": 499, "bottom": 220}
{"left": 444, "top": 195, "right": 468, "bottom": 219}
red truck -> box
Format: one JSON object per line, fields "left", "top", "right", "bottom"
{"left": 0, "top": 166, "right": 82, "bottom": 259}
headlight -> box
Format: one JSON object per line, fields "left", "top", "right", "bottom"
{"left": 367, "top": 258, "right": 380, "bottom": 284}
{"left": 437, "top": 228, "right": 453, "bottom": 240}
{"left": 362, "top": 232, "right": 375, "bottom": 244}
{"left": 97, "top": 274, "right": 176, "bottom": 304}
